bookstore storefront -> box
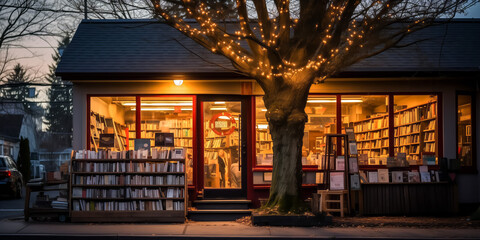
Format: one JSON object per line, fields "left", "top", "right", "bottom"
{"left": 58, "top": 20, "right": 480, "bottom": 217}
{"left": 77, "top": 79, "right": 476, "bottom": 210}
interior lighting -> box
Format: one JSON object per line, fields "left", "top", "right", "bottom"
{"left": 307, "top": 99, "right": 363, "bottom": 103}
{"left": 131, "top": 107, "right": 192, "bottom": 111}
{"left": 257, "top": 124, "right": 269, "bottom": 129}
{"left": 210, "top": 107, "right": 227, "bottom": 110}
{"left": 122, "top": 102, "right": 192, "bottom": 106}
{"left": 173, "top": 79, "right": 183, "bottom": 86}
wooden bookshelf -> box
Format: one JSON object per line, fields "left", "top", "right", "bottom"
{"left": 350, "top": 101, "right": 437, "bottom": 165}
{"left": 394, "top": 101, "right": 437, "bottom": 163}
{"left": 352, "top": 115, "right": 389, "bottom": 160}
{"left": 70, "top": 150, "right": 187, "bottom": 223}
{"left": 90, "top": 111, "right": 128, "bottom": 151}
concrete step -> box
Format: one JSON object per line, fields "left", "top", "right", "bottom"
{"left": 188, "top": 209, "right": 252, "bottom": 221}
{"left": 193, "top": 199, "right": 251, "bottom": 210}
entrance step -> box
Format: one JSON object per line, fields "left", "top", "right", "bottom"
{"left": 188, "top": 209, "right": 252, "bottom": 221}
{"left": 194, "top": 199, "right": 251, "bottom": 210}
{"left": 188, "top": 199, "right": 252, "bottom": 221}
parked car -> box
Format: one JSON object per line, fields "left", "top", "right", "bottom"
{"left": 0, "top": 155, "right": 23, "bottom": 198}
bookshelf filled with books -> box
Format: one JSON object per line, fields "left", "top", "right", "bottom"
{"left": 70, "top": 149, "right": 187, "bottom": 222}
{"left": 394, "top": 101, "right": 437, "bottom": 164}
{"left": 352, "top": 115, "right": 389, "bottom": 160}
{"left": 349, "top": 101, "right": 437, "bottom": 166}
{"left": 89, "top": 111, "right": 129, "bottom": 152}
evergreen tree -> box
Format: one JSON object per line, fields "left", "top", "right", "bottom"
{"left": 17, "top": 137, "right": 31, "bottom": 183}
{"left": 0, "top": 64, "right": 40, "bottom": 115}
{"left": 45, "top": 36, "right": 73, "bottom": 147}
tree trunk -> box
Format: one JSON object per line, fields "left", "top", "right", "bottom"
{"left": 262, "top": 76, "right": 312, "bottom": 213}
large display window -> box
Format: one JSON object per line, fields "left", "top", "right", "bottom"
{"left": 89, "top": 96, "right": 195, "bottom": 185}
{"left": 255, "top": 94, "right": 442, "bottom": 167}
{"left": 394, "top": 95, "right": 437, "bottom": 165}
{"left": 342, "top": 95, "right": 389, "bottom": 165}
{"left": 457, "top": 93, "right": 474, "bottom": 167}
{"left": 89, "top": 96, "right": 135, "bottom": 152}
{"left": 255, "top": 95, "right": 337, "bottom": 166}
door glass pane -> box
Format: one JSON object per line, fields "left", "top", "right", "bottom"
{"left": 204, "top": 101, "right": 241, "bottom": 188}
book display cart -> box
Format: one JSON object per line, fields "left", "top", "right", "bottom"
{"left": 69, "top": 149, "right": 187, "bottom": 222}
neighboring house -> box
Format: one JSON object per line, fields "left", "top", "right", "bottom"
{"left": 0, "top": 113, "right": 39, "bottom": 160}
{"left": 56, "top": 19, "right": 480, "bottom": 214}
{"left": 35, "top": 148, "right": 72, "bottom": 172}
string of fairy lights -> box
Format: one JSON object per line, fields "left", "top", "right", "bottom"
{"left": 152, "top": 0, "right": 433, "bottom": 83}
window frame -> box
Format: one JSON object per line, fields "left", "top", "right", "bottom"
{"left": 86, "top": 94, "right": 197, "bottom": 186}
{"left": 253, "top": 92, "right": 443, "bottom": 169}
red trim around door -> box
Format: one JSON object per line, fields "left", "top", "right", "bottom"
{"left": 86, "top": 96, "right": 91, "bottom": 150}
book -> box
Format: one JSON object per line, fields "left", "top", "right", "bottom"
{"left": 392, "top": 171, "right": 404, "bottom": 183}
{"left": 419, "top": 165, "right": 428, "bottom": 172}
{"left": 335, "top": 156, "right": 345, "bottom": 171}
{"left": 422, "top": 154, "right": 436, "bottom": 166}
{"left": 134, "top": 139, "right": 150, "bottom": 151}
{"left": 368, "top": 172, "right": 378, "bottom": 183}
{"left": 408, "top": 171, "right": 420, "bottom": 183}
{"left": 350, "top": 174, "right": 361, "bottom": 190}
{"left": 155, "top": 132, "right": 175, "bottom": 147}
{"left": 315, "top": 172, "right": 324, "bottom": 184}
{"left": 329, "top": 172, "right": 345, "bottom": 190}
{"left": 99, "top": 134, "right": 115, "bottom": 148}
{"left": 165, "top": 200, "right": 173, "bottom": 210}
{"left": 420, "top": 171, "right": 431, "bottom": 182}
{"left": 172, "top": 148, "right": 185, "bottom": 159}
{"left": 349, "top": 157, "right": 358, "bottom": 173}
{"left": 359, "top": 171, "right": 368, "bottom": 183}
{"left": 348, "top": 142, "right": 358, "bottom": 155}
{"left": 263, "top": 172, "right": 272, "bottom": 182}
{"left": 377, "top": 169, "right": 389, "bottom": 183}
{"left": 358, "top": 154, "right": 368, "bottom": 165}
{"left": 345, "top": 128, "right": 356, "bottom": 142}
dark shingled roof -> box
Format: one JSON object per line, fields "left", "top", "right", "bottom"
{"left": 56, "top": 19, "right": 480, "bottom": 80}
{"left": 0, "top": 115, "right": 23, "bottom": 142}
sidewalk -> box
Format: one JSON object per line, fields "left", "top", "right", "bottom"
{"left": 1, "top": 217, "right": 480, "bottom": 240}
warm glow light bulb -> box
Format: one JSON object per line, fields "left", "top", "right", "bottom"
{"left": 173, "top": 79, "right": 183, "bottom": 86}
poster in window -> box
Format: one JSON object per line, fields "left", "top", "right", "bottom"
{"left": 99, "top": 134, "right": 115, "bottom": 148}
{"left": 155, "top": 132, "right": 174, "bottom": 147}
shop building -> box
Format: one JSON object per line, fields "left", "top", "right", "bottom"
{"left": 56, "top": 19, "right": 480, "bottom": 213}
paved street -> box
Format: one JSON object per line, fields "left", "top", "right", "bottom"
{"left": 0, "top": 187, "right": 25, "bottom": 220}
